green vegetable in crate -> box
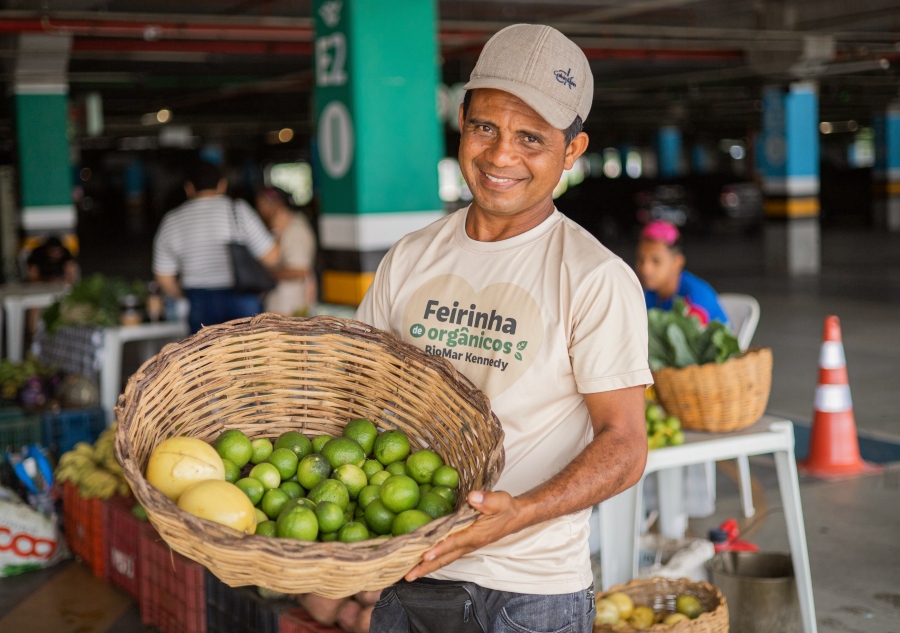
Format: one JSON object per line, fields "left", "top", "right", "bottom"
{"left": 647, "top": 299, "right": 741, "bottom": 371}
{"left": 42, "top": 274, "right": 147, "bottom": 334}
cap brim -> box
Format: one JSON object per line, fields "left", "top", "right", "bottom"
{"left": 462, "top": 77, "right": 578, "bottom": 130}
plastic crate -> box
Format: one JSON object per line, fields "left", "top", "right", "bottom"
{"left": 62, "top": 481, "right": 107, "bottom": 578}
{"left": 42, "top": 407, "right": 106, "bottom": 455}
{"left": 139, "top": 528, "right": 206, "bottom": 633}
{"left": 0, "top": 407, "right": 42, "bottom": 452}
{"left": 104, "top": 495, "right": 155, "bottom": 600}
{"left": 206, "top": 571, "right": 294, "bottom": 633}
{"left": 279, "top": 608, "right": 343, "bottom": 633}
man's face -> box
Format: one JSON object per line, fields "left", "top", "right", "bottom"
{"left": 635, "top": 240, "right": 684, "bottom": 292}
{"left": 458, "top": 89, "right": 584, "bottom": 219}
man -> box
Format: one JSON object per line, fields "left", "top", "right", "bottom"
{"left": 153, "top": 161, "right": 279, "bottom": 333}
{"left": 255, "top": 186, "right": 318, "bottom": 317}
{"left": 355, "top": 25, "right": 652, "bottom": 633}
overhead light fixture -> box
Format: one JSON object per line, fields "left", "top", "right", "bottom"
{"left": 820, "top": 122, "right": 833, "bottom": 134}
{"left": 278, "top": 128, "right": 294, "bottom": 143}
{"left": 157, "top": 109, "right": 172, "bottom": 124}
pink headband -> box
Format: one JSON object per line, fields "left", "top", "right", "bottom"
{"left": 640, "top": 221, "right": 680, "bottom": 245}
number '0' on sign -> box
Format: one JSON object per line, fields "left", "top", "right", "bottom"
{"left": 316, "top": 33, "right": 347, "bottom": 87}
{"left": 318, "top": 101, "right": 354, "bottom": 179}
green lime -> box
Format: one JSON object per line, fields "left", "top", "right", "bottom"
{"left": 297, "top": 454, "right": 332, "bottom": 490}
{"left": 276, "top": 505, "right": 318, "bottom": 541}
{"left": 338, "top": 521, "right": 370, "bottom": 543}
{"left": 392, "top": 509, "right": 433, "bottom": 536}
{"left": 320, "top": 531, "right": 338, "bottom": 542}
{"left": 255, "top": 520, "right": 277, "bottom": 537}
{"left": 274, "top": 431, "right": 313, "bottom": 459}
{"left": 364, "top": 500, "right": 397, "bottom": 535}
{"left": 368, "top": 470, "right": 391, "bottom": 486}
{"left": 254, "top": 508, "right": 268, "bottom": 524}
{"left": 308, "top": 479, "right": 350, "bottom": 511}
{"left": 279, "top": 481, "right": 304, "bottom": 499}
{"left": 236, "top": 477, "right": 265, "bottom": 505}
{"left": 380, "top": 475, "right": 420, "bottom": 513}
{"left": 358, "top": 484, "right": 382, "bottom": 509}
{"left": 431, "top": 486, "right": 457, "bottom": 507}
{"left": 215, "top": 429, "right": 253, "bottom": 468}
{"left": 342, "top": 418, "right": 378, "bottom": 455}
{"left": 321, "top": 438, "right": 366, "bottom": 469}
{"left": 417, "top": 492, "right": 453, "bottom": 519}
{"left": 282, "top": 497, "right": 316, "bottom": 512}
{"left": 347, "top": 501, "right": 358, "bottom": 515}
{"left": 267, "top": 448, "right": 299, "bottom": 481}
{"left": 249, "top": 463, "right": 281, "bottom": 490}
{"left": 250, "top": 438, "right": 274, "bottom": 464}
{"left": 431, "top": 466, "right": 460, "bottom": 489}
{"left": 362, "top": 459, "right": 384, "bottom": 479}
{"left": 670, "top": 430, "right": 685, "bottom": 446}
{"left": 676, "top": 595, "right": 704, "bottom": 619}
{"left": 333, "top": 464, "right": 368, "bottom": 500}
{"left": 419, "top": 484, "right": 433, "bottom": 495}
{"left": 222, "top": 458, "right": 241, "bottom": 483}
{"left": 386, "top": 461, "right": 407, "bottom": 476}
{"left": 311, "top": 435, "right": 332, "bottom": 453}
{"left": 373, "top": 430, "right": 410, "bottom": 466}
{"left": 315, "top": 500, "right": 347, "bottom": 533}
{"left": 354, "top": 505, "right": 366, "bottom": 519}
{"left": 261, "top": 488, "right": 291, "bottom": 520}
{"left": 406, "top": 450, "right": 443, "bottom": 484}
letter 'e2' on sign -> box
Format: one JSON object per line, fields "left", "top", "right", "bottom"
{"left": 318, "top": 101, "right": 354, "bottom": 179}
{"left": 315, "top": 33, "right": 347, "bottom": 87}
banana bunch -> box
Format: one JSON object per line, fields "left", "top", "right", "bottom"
{"left": 55, "top": 424, "right": 132, "bottom": 500}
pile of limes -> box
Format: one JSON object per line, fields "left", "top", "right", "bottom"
{"left": 645, "top": 403, "right": 684, "bottom": 450}
{"left": 213, "top": 419, "right": 461, "bottom": 543}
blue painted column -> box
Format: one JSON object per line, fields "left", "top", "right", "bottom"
{"left": 759, "top": 82, "right": 820, "bottom": 274}
{"left": 872, "top": 101, "right": 900, "bottom": 231}
{"left": 657, "top": 126, "right": 683, "bottom": 180}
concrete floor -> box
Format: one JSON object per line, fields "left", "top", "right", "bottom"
{"left": 2, "top": 225, "right": 898, "bottom": 633}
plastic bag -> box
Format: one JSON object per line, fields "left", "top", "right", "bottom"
{"left": 0, "top": 484, "right": 67, "bottom": 577}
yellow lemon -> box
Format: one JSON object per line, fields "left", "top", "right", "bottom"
{"left": 177, "top": 480, "right": 257, "bottom": 534}
{"left": 146, "top": 437, "right": 225, "bottom": 502}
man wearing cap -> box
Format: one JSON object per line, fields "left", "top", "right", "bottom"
{"left": 356, "top": 25, "right": 652, "bottom": 632}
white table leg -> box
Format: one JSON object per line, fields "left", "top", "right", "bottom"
{"left": 657, "top": 466, "right": 688, "bottom": 538}
{"left": 737, "top": 455, "right": 756, "bottom": 518}
{"left": 773, "top": 438, "right": 817, "bottom": 633}
{"left": 598, "top": 481, "right": 642, "bottom": 590}
{"left": 100, "top": 330, "right": 122, "bottom": 424}
{"left": 5, "top": 298, "right": 23, "bottom": 362}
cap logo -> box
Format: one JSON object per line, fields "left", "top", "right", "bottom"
{"left": 553, "top": 68, "right": 576, "bottom": 89}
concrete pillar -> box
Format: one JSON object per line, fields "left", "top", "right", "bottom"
{"left": 657, "top": 126, "right": 683, "bottom": 180}
{"left": 872, "top": 101, "right": 900, "bottom": 231}
{"left": 760, "top": 82, "right": 820, "bottom": 275}
{"left": 13, "top": 34, "right": 75, "bottom": 238}
{"left": 313, "top": 0, "right": 444, "bottom": 305}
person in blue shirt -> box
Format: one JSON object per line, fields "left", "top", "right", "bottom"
{"left": 635, "top": 220, "right": 728, "bottom": 326}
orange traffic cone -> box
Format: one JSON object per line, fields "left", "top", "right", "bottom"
{"left": 799, "top": 316, "right": 881, "bottom": 479}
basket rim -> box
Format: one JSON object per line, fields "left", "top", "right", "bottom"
{"left": 651, "top": 346, "right": 771, "bottom": 377}
{"left": 114, "top": 314, "right": 506, "bottom": 590}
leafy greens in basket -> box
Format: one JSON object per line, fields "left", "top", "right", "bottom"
{"left": 648, "top": 299, "right": 741, "bottom": 371}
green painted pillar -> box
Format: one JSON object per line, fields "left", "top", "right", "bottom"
{"left": 314, "top": 0, "right": 444, "bottom": 305}
{"left": 13, "top": 34, "right": 75, "bottom": 239}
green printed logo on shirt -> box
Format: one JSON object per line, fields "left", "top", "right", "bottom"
{"left": 402, "top": 275, "right": 543, "bottom": 398}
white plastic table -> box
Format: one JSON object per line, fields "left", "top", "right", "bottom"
{"left": 100, "top": 321, "right": 189, "bottom": 420}
{"left": 0, "top": 282, "right": 68, "bottom": 361}
{"left": 597, "top": 415, "right": 817, "bottom": 633}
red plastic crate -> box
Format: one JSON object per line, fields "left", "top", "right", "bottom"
{"left": 279, "top": 608, "right": 343, "bottom": 633}
{"left": 138, "top": 529, "right": 207, "bottom": 633}
{"left": 62, "top": 482, "right": 107, "bottom": 578}
{"left": 104, "top": 496, "right": 155, "bottom": 600}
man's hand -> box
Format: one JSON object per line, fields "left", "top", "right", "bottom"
{"left": 405, "top": 490, "right": 524, "bottom": 581}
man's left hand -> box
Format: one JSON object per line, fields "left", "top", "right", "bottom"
{"left": 405, "top": 489, "right": 525, "bottom": 581}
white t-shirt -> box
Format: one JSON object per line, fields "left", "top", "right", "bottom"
{"left": 355, "top": 206, "right": 652, "bottom": 594}
{"left": 265, "top": 214, "right": 316, "bottom": 316}
{"left": 152, "top": 196, "right": 274, "bottom": 290}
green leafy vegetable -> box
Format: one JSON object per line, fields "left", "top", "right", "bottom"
{"left": 648, "top": 299, "right": 741, "bottom": 369}
{"left": 41, "top": 274, "right": 146, "bottom": 334}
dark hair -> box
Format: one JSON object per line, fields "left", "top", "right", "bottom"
{"left": 462, "top": 90, "right": 583, "bottom": 145}
{"left": 257, "top": 186, "right": 293, "bottom": 208}
{"left": 186, "top": 160, "right": 223, "bottom": 192}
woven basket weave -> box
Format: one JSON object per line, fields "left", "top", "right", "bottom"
{"left": 114, "top": 314, "right": 505, "bottom": 598}
{"left": 651, "top": 348, "right": 773, "bottom": 433}
{"left": 594, "top": 578, "right": 729, "bottom": 633}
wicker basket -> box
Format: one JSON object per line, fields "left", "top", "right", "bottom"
{"left": 115, "top": 314, "right": 505, "bottom": 598}
{"left": 594, "top": 578, "right": 729, "bottom": 633}
{"left": 652, "top": 347, "right": 772, "bottom": 433}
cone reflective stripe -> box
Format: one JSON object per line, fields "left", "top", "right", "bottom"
{"left": 800, "top": 315, "right": 881, "bottom": 479}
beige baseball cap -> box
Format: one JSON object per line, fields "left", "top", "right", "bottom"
{"left": 464, "top": 24, "right": 593, "bottom": 130}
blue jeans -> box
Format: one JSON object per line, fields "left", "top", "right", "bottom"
{"left": 184, "top": 288, "right": 263, "bottom": 334}
{"left": 370, "top": 582, "right": 595, "bottom": 633}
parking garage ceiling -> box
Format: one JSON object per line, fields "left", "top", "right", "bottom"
{"left": 0, "top": 0, "right": 898, "bottom": 144}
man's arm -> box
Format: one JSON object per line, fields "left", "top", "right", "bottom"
{"left": 406, "top": 384, "right": 648, "bottom": 581}
{"left": 155, "top": 273, "right": 183, "bottom": 299}
{"left": 259, "top": 244, "right": 281, "bottom": 269}
{"left": 271, "top": 265, "right": 310, "bottom": 281}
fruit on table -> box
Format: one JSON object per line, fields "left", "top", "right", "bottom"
{"left": 629, "top": 605, "right": 655, "bottom": 629}
{"left": 594, "top": 598, "right": 620, "bottom": 625}
{"left": 177, "top": 479, "right": 257, "bottom": 534}
{"left": 664, "top": 612, "right": 690, "bottom": 625}
{"left": 605, "top": 592, "right": 635, "bottom": 620}
{"left": 676, "top": 594, "right": 704, "bottom": 619}
{"left": 146, "top": 436, "right": 225, "bottom": 502}
{"left": 645, "top": 403, "right": 684, "bottom": 450}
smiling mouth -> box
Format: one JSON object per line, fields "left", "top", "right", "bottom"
{"left": 480, "top": 169, "right": 523, "bottom": 184}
